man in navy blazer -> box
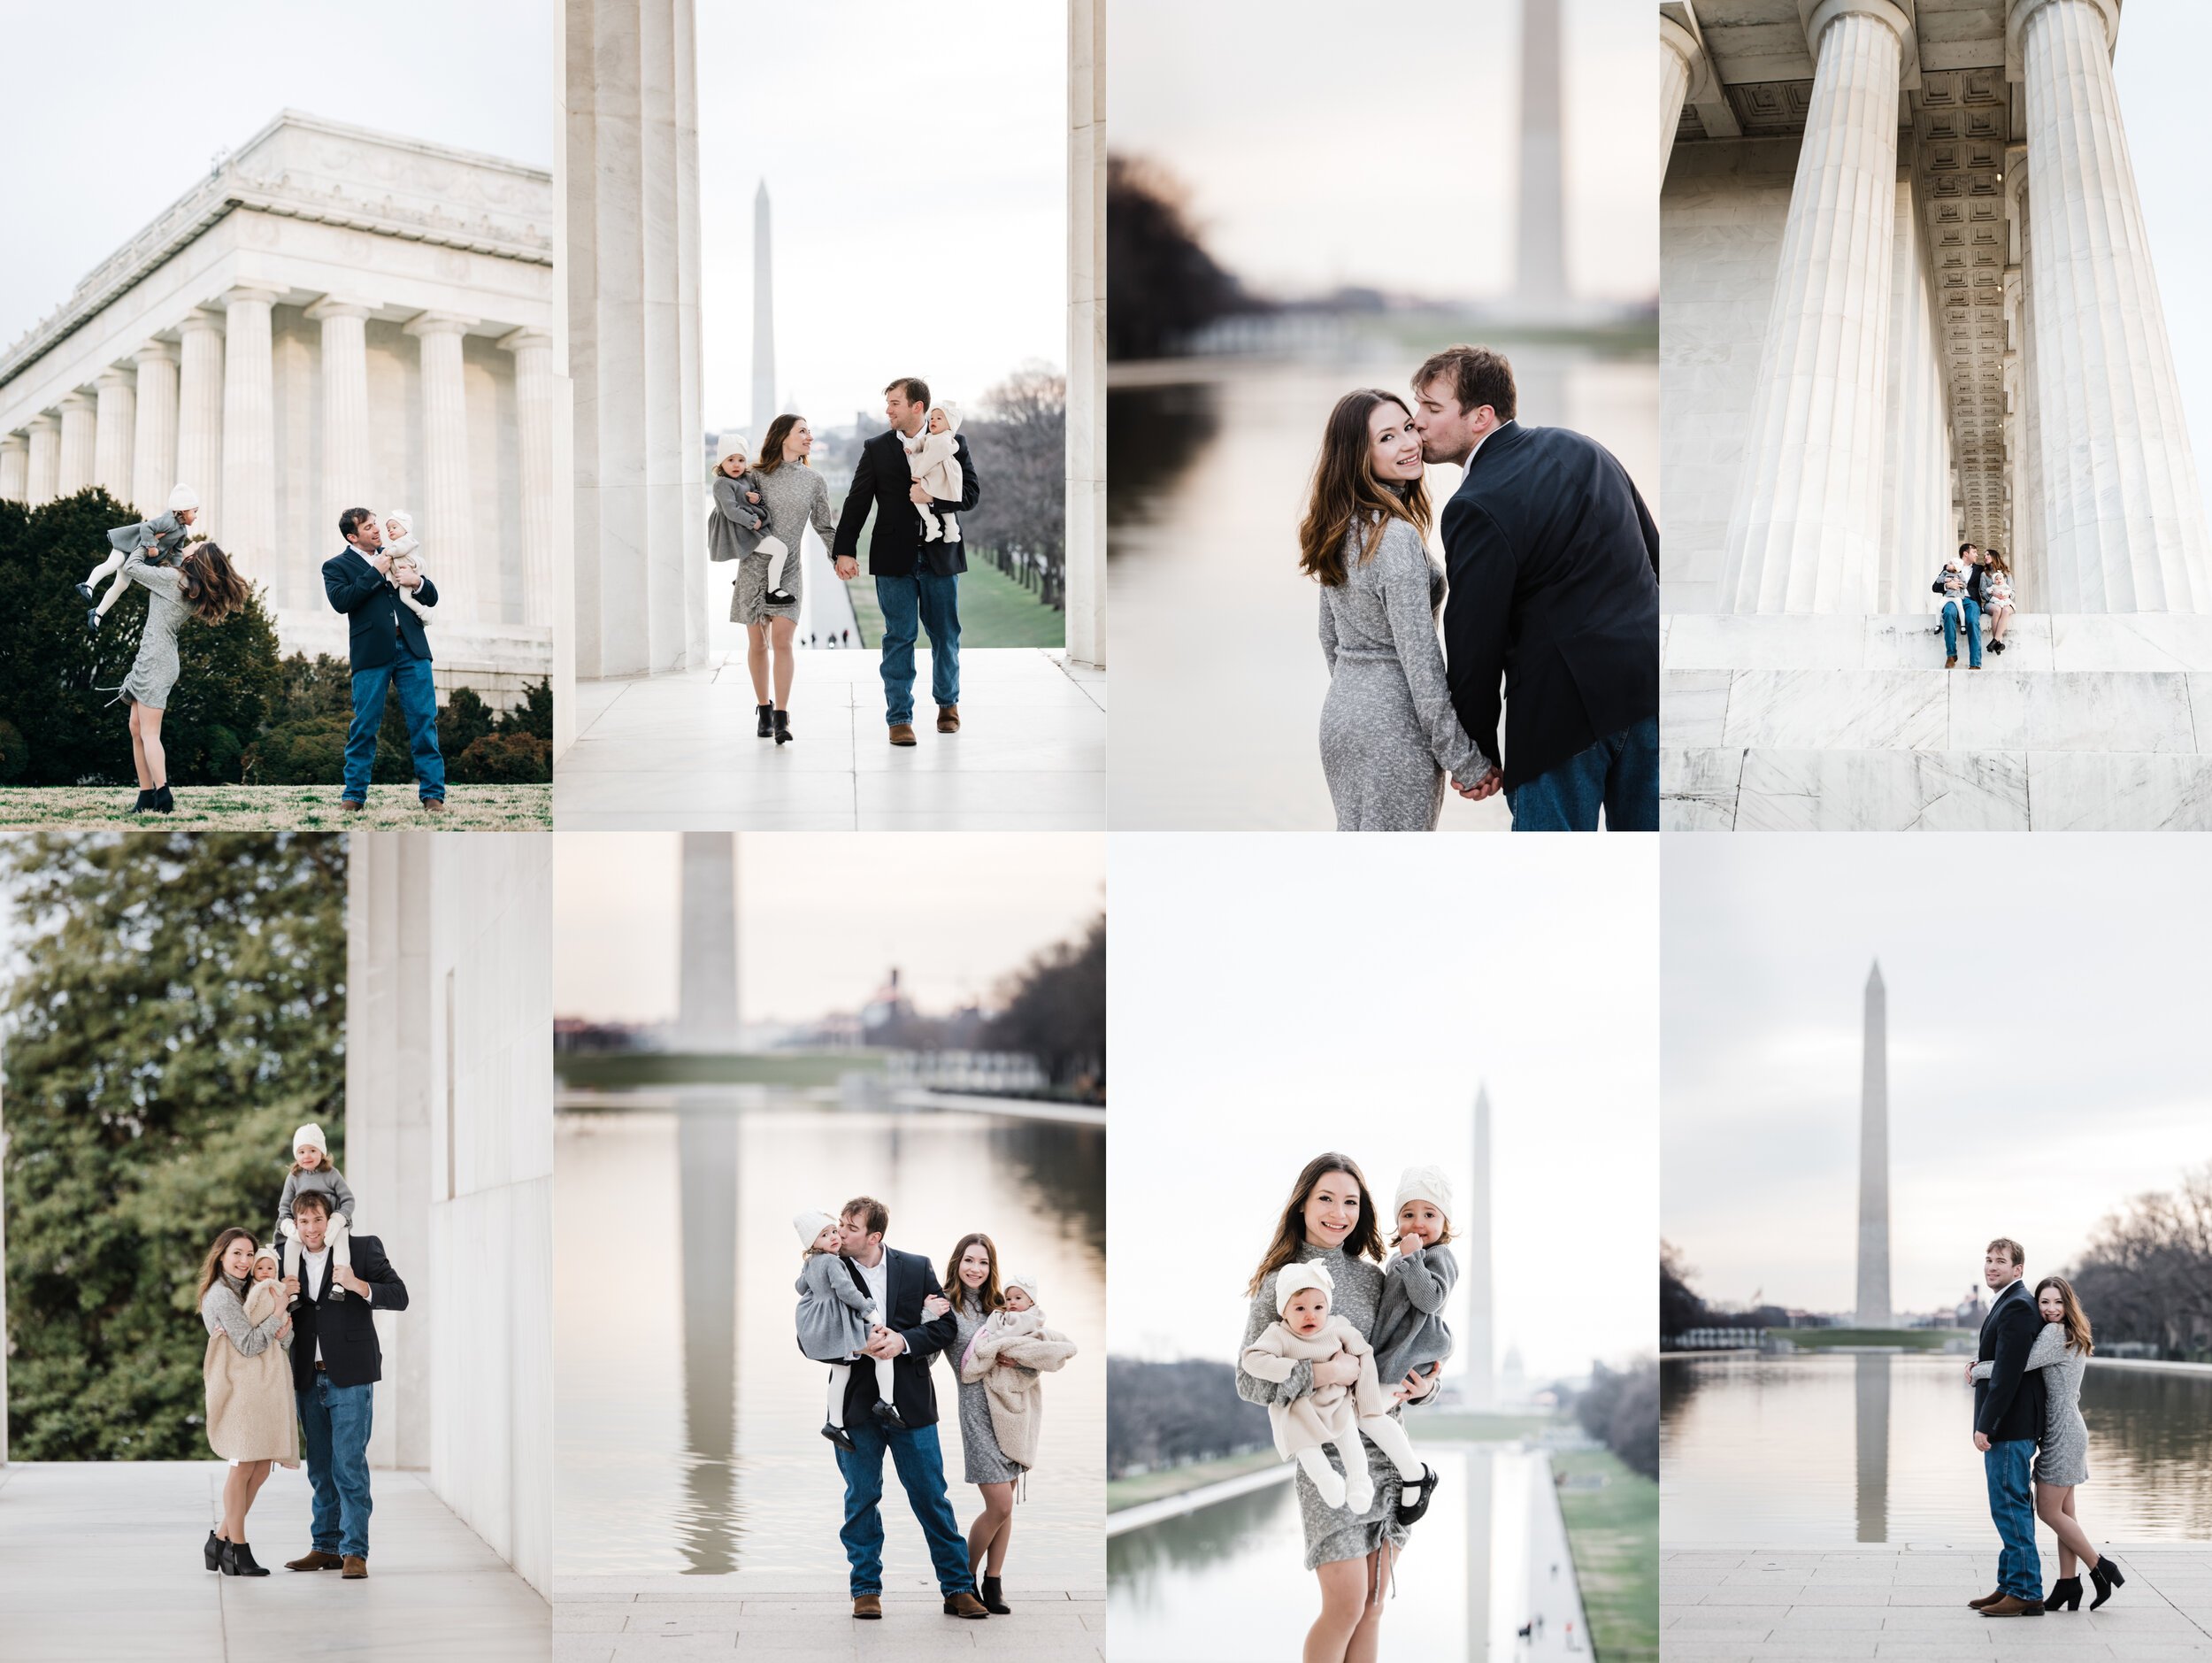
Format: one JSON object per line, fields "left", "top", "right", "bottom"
{"left": 1970, "top": 1238, "right": 2049, "bottom": 1615}
{"left": 321, "top": 507, "right": 445, "bottom": 812}
{"left": 1412, "top": 345, "right": 1661, "bottom": 831}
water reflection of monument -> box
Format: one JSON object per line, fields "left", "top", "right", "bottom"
{"left": 1855, "top": 1352, "right": 1890, "bottom": 1543}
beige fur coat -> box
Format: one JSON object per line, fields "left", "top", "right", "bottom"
{"left": 202, "top": 1275, "right": 299, "bottom": 1464}
{"left": 1239, "top": 1315, "right": 1394, "bottom": 1461}
{"left": 959, "top": 1311, "right": 1078, "bottom": 1472}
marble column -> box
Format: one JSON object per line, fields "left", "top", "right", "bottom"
{"left": 1660, "top": 12, "right": 1698, "bottom": 179}
{"left": 131, "top": 341, "right": 180, "bottom": 516}
{"left": 565, "top": 0, "right": 709, "bottom": 678}
{"left": 1720, "top": 0, "right": 1909, "bottom": 613}
{"left": 1883, "top": 178, "right": 1954, "bottom": 613}
{"left": 55, "top": 390, "right": 96, "bottom": 497}
{"left": 175, "top": 310, "right": 225, "bottom": 530}
{"left": 2012, "top": 0, "right": 2212, "bottom": 611}
{"left": 25, "top": 414, "right": 59, "bottom": 504}
{"left": 93, "top": 369, "right": 135, "bottom": 504}
{"left": 406, "top": 312, "right": 480, "bottom": 625}
{"left": 220, "top": 283, "right": 283, "bottom": 581}
{"left": 501, "top": 327, "right": 559, "bottom": 628}
{"left": 1064, "top": 0, "right": 1107, "bottom": 668}
{"left": 0, "top": 433, "right": 27, "bottom": 503}
{"left": 307, "top": 296, "right": 376, "bottom": 559}
{"left": 2012, "top": 161, "right": 2051, "bottom": 610}
{"left": 1856, "top": 962, "right": 1892, "bottom": 1329}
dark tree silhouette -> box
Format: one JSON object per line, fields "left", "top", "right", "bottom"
{"left": 1107, "top": 155, "right": 1264, "bottom": 360}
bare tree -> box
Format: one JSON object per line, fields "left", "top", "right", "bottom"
{"left": 2070, "top": 1162, "right": 2212, "bottom": 1358}
{"left": 959, "top": 364, "right": 1068, "bottom": 608}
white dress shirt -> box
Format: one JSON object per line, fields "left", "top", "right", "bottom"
{"left": 301, "top": 1243, "right": 371, "bottom": 1367}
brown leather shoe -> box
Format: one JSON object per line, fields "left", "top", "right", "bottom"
{"left": 342, "top": 1555, "right": 368, "bottom": 1579}
{"left": 852, "top": 1594, "right": 882, "bottom": 1620}
{"left": 1945, "top": 655, "right": 1958, "bottom": 668}
{"left": 341, "top": 799, "right": 365, "bottom": 814}
{"left": 1981, "top": 1594, "right": 2043, "bottom": 1617}
{"left": 888, "top": 723, "right": 918, "bottom": 746}
{"left": 419, "top": 797, "right": 445, "bottom": 812}
{"left": 1968, "top": 1589, "right": 2007, "bottom": 1609}
{"left": 286, "top": 1550, "right": 344, "bottom": 1572}
{"left": 944, "top": 1590, "right": 988, "bottom": 1619}
{"left": 936, "top": 704, "right": 960, "bottom": 733}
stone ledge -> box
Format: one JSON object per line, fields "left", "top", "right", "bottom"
{"left": 1664, "top": 611, "right": 2212, "bottom": 673}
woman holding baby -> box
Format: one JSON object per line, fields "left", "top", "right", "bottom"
{"left": 1236, "top": 1154, "right": 1451, "bottom": 1663}
{"left": 197, "top": 1226, "right": 300, "bottom": 1577}
{"left": 710, "top": 414, "right": 839, "bottom": 745}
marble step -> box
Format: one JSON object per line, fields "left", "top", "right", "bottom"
{"left": 1663, "top": 611, "right": 2212, "bottom": 674}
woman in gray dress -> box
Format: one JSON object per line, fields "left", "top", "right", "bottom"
{"left": 113, "top": 542, "right": 250, "bottom": 814}
{"left": 921, "top": 1232, "right": 1025, "bottom": 1614}
{"left": 731, "top": 413, "right": 839, "bottom": 743}
{"left": 1299, "top": 390, "right": 1491, "bottom": 831}
{"left": 1236, "top": 1154, "right": 1443, "bottom": 1663}
{"left": 1970, "top": 1275, "right": 2125, "bottom": 1610}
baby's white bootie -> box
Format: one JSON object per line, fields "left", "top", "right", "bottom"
{"left": 1308, "top": 1459, "right": 1346, "bottom": 1510}
{"left": 1345, "top": 1467, "right": 1375, "bottom": 1513}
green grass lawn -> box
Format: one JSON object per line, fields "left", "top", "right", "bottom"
{"left": 0, "top": 782, "right": 549, "bottom": 830}
{"left": 1106, "top": 1449, "right": 1280, "bottom": 1513}
{"left": 1769, "top": 1328, "right": 1956, "bottom": 1351}
{"left": 843, "top": 553, "right": 1065, "bottom": 651}
{"left": 1554, "top": 1448, "right": 1658, "bottom": 1663}
{"left": 555, "top": 1050, "right": 887, "bottom": 1091}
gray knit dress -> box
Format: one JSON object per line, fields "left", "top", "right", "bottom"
{"left": 729, "top": 464, "right": 837, "bottom": 626}
{"left": 1317, "top": 517, "right": 1487, "bottom": 831}
{"left": 1237, "top": 1243, "right": 1412, "bottom": 1571}
{"left": 1975, "top": 1321, "right": 2089, "bottom": 1486}
{"left": 119, "top": 557, "right": 191, "bottom": 709}
{"left": 944, "top": 1295, "right": 1024, "bottom": 1484}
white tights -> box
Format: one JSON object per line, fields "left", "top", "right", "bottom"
{"left": 280, "top": 1213, "right": 353, "bottom": 1281}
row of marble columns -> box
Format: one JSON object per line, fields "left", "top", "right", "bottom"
{"left": 3, "top": 295, "right": 557, "bottom": 625}
{"left": 1663, "top": 0, "right": 2212, "bottom": 614}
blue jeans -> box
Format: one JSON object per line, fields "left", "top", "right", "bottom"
{"left": 345, "top": 655, "right": 445, "bottom": 802}
{"left": 1943, "top": 598, "right": 1983, "bottom": 667}
{"left": 874, "top": 572, "right": 961, "bottom": 726}
{"left": 297, "top": 1376, "right": 375, "bottom": 1559}
{"left": 1984, "top": 1437, "right": 2040, "bottom": 1599}
{"left": 833, "top": 1417, "right": 972, "bottom": 1598}
{"left": 1506, "top": 714, "right": 1660, "bottom": 832}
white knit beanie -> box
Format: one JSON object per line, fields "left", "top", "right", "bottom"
{"left": 1394, "top": 1164, "right": 1454, "bottom": 1224}
{"left": 254, "top": 1243, "right": 281, "bottom": 1266}
{"left": 167, "top": 483, "right": 200, "bottom": 512}
{"left": 931, "top": 402, "right": 961, "bottom": 435}
{"left": 793, "top": 1208, "right": 836, "bottom": 1249}
{"left": 716, "top": 432, "right": 752, "bottom": 470}
{"left": 386, "top": 508, "right": 415, "bottom": 536}
{"left": 1276, "top": 1260, "right": 1334, "bottom": 1317}
{"left": 1003, "top": 1268, "right": 1042, "bottom": 1306}
{"left": 293, "top": 1123, "right": 326, "bottom": 1157}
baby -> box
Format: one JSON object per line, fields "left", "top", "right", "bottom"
{"left": 902, "top": 404, "right": 963, "bottom": 543}
{"left": 276, "top": 1124, "right": 357, "bottom": 1292}
{"left": 1934, "top": 552, "right": 1975, "bottom": 613}
{"left": 381, "top": 511, "right": 434, "bottom": 623}
{"left": 78, "top": 485, "right": 200, "bottom": 631}
{"left": 1240, "top": 1262, "right": 1424, "bottom": 1511}
{"left": 792, "top": 1210, "right": 901, "bottom": 1451}
{"left": 987, "top": 1271, "right": 1047, "bottom": 1339}
{"left": 1368, "top": 1166, "right": 1457, "bottom": 1516}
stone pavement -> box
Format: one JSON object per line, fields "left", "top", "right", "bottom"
{"left": 1663, "top": 1544, "right": 2212, "bottom": 1659}
{"left": 557, "top": 1579, "right": 1104, "bottom": 1659}
{"left": 555, "top": 648, "right": 1106, "bottom": 830}
{"left": 0, "top": 1459, "right": 549, "bottom": 1662}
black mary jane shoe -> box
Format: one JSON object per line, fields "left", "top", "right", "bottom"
{"left": 154, "top": 784, "right": 175, "bottom": 814}
{"left": 756, "top": 703, "right": 773, "bottom": 738}
{"left": 204, "top": 1529, "right": 226, "bottom": 1571}
{"left": 821, "top": 1421, "right": 856, "bottom": 1454}
{"left": 871, "top": 1398, "right": 908, "bottom": 1430}
{"left": 979, "top": 1574, "right": 1010, "bottom": 1615}
{"left": 1394, "top": 1464, "right": 1441, "bottom": 1528}
{"left": 86, "top": 608, "right": 103, "bottom": 634}
{"left": 220, "top": 1539, "right": 272, "bottom": 1577}
{"left": 75, "top": 582, "right": 97, "bottom": 604}
{"left": 2089, "top": 1557, "right": 2125, "bottom": 1610}
{"left": 2046, "top": 1575, "right": 2083, "bottom": 1612}
{"left": 772, "top": 709, "right": 792, "bottom": 746}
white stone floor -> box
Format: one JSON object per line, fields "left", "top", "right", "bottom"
{"left": 1663, "top": 1544, "right": 2212, "bottom": 1659}
{"left": 555, "top": 649, "right": 1106, "bottom": 831}
{"left": 0, "top": 1459, "right": 549, "bottom": 1662}
{"left": 556, "top": 1579, "right": 1104, "bottom": 1660}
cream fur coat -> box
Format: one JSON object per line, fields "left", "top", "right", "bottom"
{"left": 959, "top": 1310, "right": 1077, "bottom": 1472}
{"left": 203, "top": 1275, "right": 299, "bottom": 1464}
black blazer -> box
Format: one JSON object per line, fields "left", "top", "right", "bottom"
{"left": 831, "top": 428, "right": 981, "bottom": 579}
{"left": 285, "top": 1234, "right": 410, "bottom": 1392}
{"left": 1974, "top": 1280, "right": 2048, "bottom": 1444}
{"left": 1440, "top": 421, "right": 1661, "bottom": 790}
{"left": 796, "top": 1246, "right": 958, "bottom": 1429}
{"left": 323, "top": 547, "right": 437, "bottom": 671}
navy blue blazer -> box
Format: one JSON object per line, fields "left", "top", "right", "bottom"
{"left": 1974, "top": 1279, "right": 2049, "bottom": 1444}
{"left": 801, "top": 1246, "right": 959, "bottom": 1430}
{"left": 1440, "top": 421, "right": 1660, "bottom": 789}
{"left": 831, "top": 428, "right": 981, "bottom": 579}
{"left": 284, "top": 1233, "right": 410, "bottom": 1392}
{"left": 322, "top": 546, "right": 436, "bottom": 671}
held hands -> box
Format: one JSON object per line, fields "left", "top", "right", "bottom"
{"left": 1454, "top": 768, "right": 1504, "bottom": 802}
{"left": 367, "top": 551, "right": 392, "bottom": 576}
{"left": 833, "top": 556, "right": 858, "bottom": 581}
{"left": 282, "top": 1276, "right": 301, "bottom": 1302}
{"left": 862, "top": 1325, "right": 904, "bottom": 1361}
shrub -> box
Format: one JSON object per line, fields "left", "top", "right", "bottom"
{"left": 0, "top": 718, "right": 26, "bottom": 781}
{"left": 453, "top": 730, "right": 551, "bottom": 783}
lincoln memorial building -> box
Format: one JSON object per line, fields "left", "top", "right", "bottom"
{"left": 1661, "top": 0, "right": 2212, "bottom": 830}
{"left": 0, "top": 112, "right": 557, "bottom": 707}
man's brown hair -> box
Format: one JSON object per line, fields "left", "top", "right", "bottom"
{"left": 1987, "top": 1236, "right": 2024, "bottom": 1267}
{"left": 1415, "top": 343, "right": 1517, "bottom": 422}
{"left": 885, "top": 376, "right": 930, "bottom": 410}
{"left": 842, "top": 1196, "right": 890, "bottom": 1237}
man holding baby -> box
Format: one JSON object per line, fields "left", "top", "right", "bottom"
{"left": 322, "top": 506, "right": 447, "bottom": 812}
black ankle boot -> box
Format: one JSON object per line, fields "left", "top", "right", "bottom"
{"left": 2089, "top": 1557, "right": 2125, "bottom": 1609}
{"left": 979, "top": 1574, "right": 1010, "bottom": 1614}
{"left": 220, "top": 1540, "right": 271, "bottom": 1577}
{"left": 130, "top": 789, "right": 154, "bottom": 814}
{"left": 756, "top": 703, "right": 773, "bottom": 738}
{"left": 204, "top": 1529, "right": 226, "bottom": 1571}
{"left": 2046, "top": 1575, "right": 2082, "bottom": 1611}
{"left": 772, "top": 709, "right": 792, "bottom": 746}
{"left": 154, "top": 784, "right": 175, "bottom": 813}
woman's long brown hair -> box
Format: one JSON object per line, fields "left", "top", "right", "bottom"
{"left": 180, "top": 542, "right": 250, "bottom": 626}
{"left": 942, "top": 1231, "right": 1002, "bottom": 1314}
{"left": 1984, "top": 548, "right": 2011, "bottom": 576}
{"left": 196, "top": 1228, "right": 258, "bottom": 1305}
{"left": 757, "top": 413, "right": 808, "bottom": 475}
{"left": 1296, "top": 390, "right": 1431, "bottom": 588}
{"left": 2034, "top": 1275, "right": 2094, "bottom": 1355}
{"left": 1246, "top": 1153, "right": 1382, "bottom": 1297}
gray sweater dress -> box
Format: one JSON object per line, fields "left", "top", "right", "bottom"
{"left": 1237, "top": 1244, "right": 1417, "bottom": 1571}
{"left": 728, "top": 464, "right": 837, "bottom": 626}
{"left": 941, "top": 1295, "right": 1025, "bottom": 1484}
{"left": 1974, "top": 1321, "right": 2089, "bottom": 1486}
{"left": 1318, "top": 517, "right": 1487, "bottom": 831}
{"left": 119, "top": 558, "right": 192, "bottom": 709}
{"left": 1371, "top": 1243, "right": 1457, "bottom": 1391}
{"left": 794, "top": 1251, "right": 878, "bottom": 1363}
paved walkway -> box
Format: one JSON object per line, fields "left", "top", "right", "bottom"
{"left": 1663, "top": 1544, "right": 2212, "bottom": 1659}
{"left": 557, "top": 1579, "right": 1103, "bottom": 1659}
{"left": 556, "top": 648, "right": 1106, "bottom": 829}
{"left": 0, "top": 1459, "right": 549, "bottom": 1663}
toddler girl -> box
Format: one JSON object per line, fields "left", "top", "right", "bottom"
{"left": 793, "top": 1210, "right": 897, "bottom": 1451}
{"left": 1370, "top": 1165, "right": 1457, "bottom": 1520}
{"left": 381, "top": 511, "right": 434, "bottom": 622}
{"left": 276, "top": 1124, "right": 357, "bottom": 1291}
{"left": 710, "top": 437, "right": 796, "bottom": 605}
{"left": 903, "top": 404, "right": 963, "bottom": 543}
{"left": 78, "top": 484, "right": 200, "bottom": 631}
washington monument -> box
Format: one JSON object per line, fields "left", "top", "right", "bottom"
{"left": 1515, "top": 0, "right": 1568, "bottom": 304}
{"left": 677, "top": 833, "right": 739, "bottom": 1051}
{"left": 1855, "top": 962, "right": 1892, "bottom": 1328}
{"left": 750, "top": 181, "right": 775, "bottom": 435}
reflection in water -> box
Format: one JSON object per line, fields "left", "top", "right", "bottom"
{"left": 677, "top": 1108, "right": 739, "bottom": 1574}
{"left": 1109, "top": 382, "right": 1220, "bottom": 529}
{"left": 1664, "top": 1352, "right": 2212, "bottom": 1546}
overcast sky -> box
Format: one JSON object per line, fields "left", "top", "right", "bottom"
{"left": 695, "top": 0, "right": 1064, "bottom": 439}
{"left": 1109, "top": 0, "right": 1655, "bottom": 304}
{"left": 0, "top": 0, "right": 551, "bottom": 352}
{"left": 552, "top": 833, "right": 1102, "bottom": 1027}
{"left": 1664, "top": 837, "right": 2212, "bottom": 1320}
{"left": 1108, "top": 835, "right": 1657, "bottom": 1386}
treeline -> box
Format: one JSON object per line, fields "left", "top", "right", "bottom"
{"left": 1662, "top": 1240, "right": 1786, "bottom": 1341}
{"left": 1106, "top": 155, "right": 1266, "bottom": 360}
{"left": 983, "top": 914, "right": 1105, "bottom": 1099}
{"left": 2069, "top": 1161, "right": 2212, "bottom": 1359}
{"left": 958, "top": 366, "right": 1068, "bottom": 610}
{"left": 1569, "top": 1359, "right": 1660, "bottom": 1481}
{"left": 1108, "top": 1356, "right": 1271, "bottom": 1477}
